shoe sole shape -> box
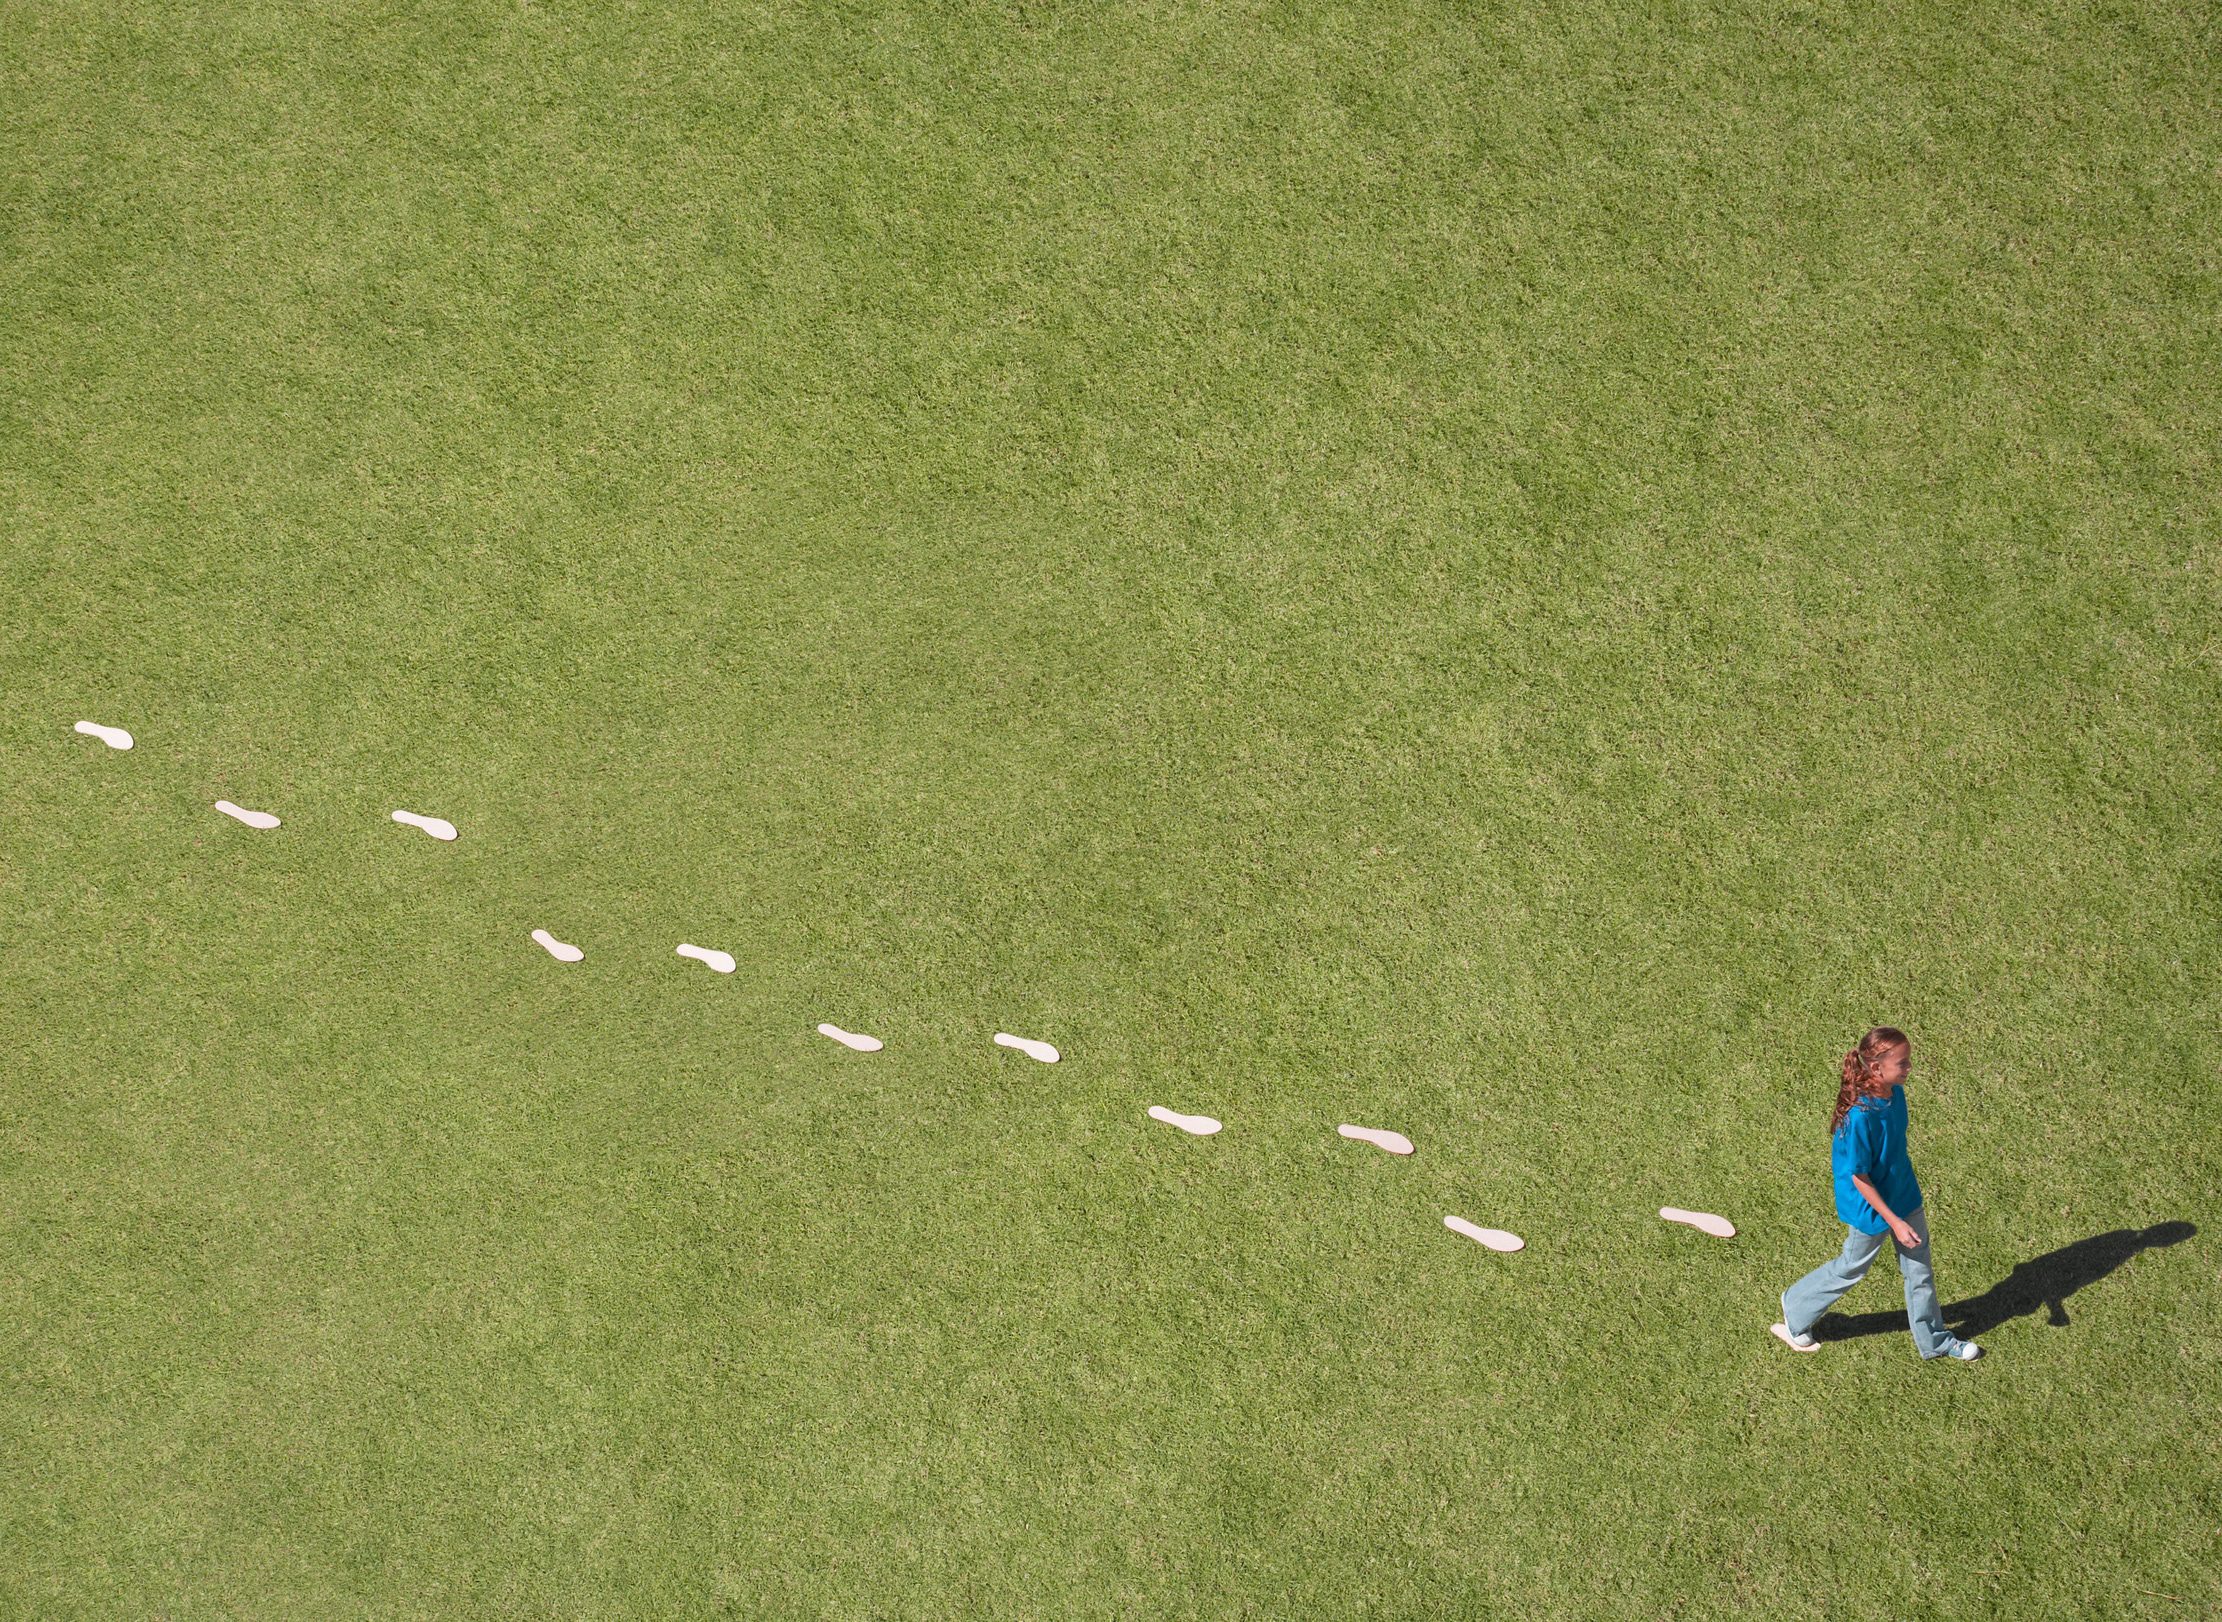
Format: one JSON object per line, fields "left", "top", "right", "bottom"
{"left": 1147, "top": 1105, "right": 1221, "bottom": 1136}
{"left": 1661, "top": 1206, "right": 1736, "bottom": 1238}
{"left": 1444, "top": 1215, "right": 1523, "bottom": 1252}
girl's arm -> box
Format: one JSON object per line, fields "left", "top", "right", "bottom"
{"left": 1850, "top": 1175, "right": 1923, "bottom": 1249}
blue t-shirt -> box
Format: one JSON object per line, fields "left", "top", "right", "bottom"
{"left": 1832, "top": 1085, "right": 1923, "bottom": 1234}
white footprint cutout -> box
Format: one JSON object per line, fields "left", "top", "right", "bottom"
{"left": 817, "top": 1023, "right": 883, "bottom": 1053}
{"left": 214, "top": 799, "right": 280, "bottom": 830}
{"left": 74, "top": 721, "right": 133, "bottom": 751}
{"left": 1444, "top": 1215, "right": 1525, "bottom": 1253}
{"left": 675, "top": 943, "right": 736, "bottom": 975}
{"left": 993, "top": 1032, "right": 1060, "bottom": 1064}
{"left": 530, "top": 929, "right": 584, "bottom": 963}
{"left": 1660, "top": 1206, "right": 1736, "bottom": 1239}
{"left": 392, "top": 809, "right": 458, "bottom": 841}
{"left": 1147, "top": 1105, "right": 1222, "bottom": 1136}
{"left": 1338, "top": 1123, "right": 1414, "bottom": 1156}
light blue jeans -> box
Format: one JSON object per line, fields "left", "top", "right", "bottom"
{"left": 1781, "top": 1206, "right": 1958, "bottom": 1357}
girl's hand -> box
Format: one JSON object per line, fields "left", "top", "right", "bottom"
{"left": 1889, "top": 1216, "right": 1923, "bottom": 1250}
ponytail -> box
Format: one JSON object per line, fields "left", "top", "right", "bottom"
{"left": 1828, "top": 1049, "right": 1866, "bottom": 1137}
{"left": 1828, "top": 1026, "right": 1910, "bottom": 1136}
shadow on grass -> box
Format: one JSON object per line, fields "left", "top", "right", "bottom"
{"left": 1813, "top": 1220, "right": 2196, "bottom": 1342}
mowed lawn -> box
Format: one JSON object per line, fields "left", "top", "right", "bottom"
{"left": 3, "top": 0, "right": 2218, "bottom": 1614}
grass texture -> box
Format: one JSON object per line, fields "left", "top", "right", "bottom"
{"left": 3, "top": 0, "right": 2218, "bottom": 1614}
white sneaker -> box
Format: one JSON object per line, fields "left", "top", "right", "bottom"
{"left": 1944, "top": 1339, "right": 1984, "bottom": 1361}
{"left": 1771, "top": 1322, "right": 1820, "bottom": 1353}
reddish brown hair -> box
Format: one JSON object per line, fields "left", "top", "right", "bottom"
{"left": 1829, "top": 1027, "right": 1910, "bottom": 1136}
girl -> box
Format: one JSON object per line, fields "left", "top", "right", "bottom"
{"left": 1771, "top": 1027, "right": 1984, "bottom": 1360}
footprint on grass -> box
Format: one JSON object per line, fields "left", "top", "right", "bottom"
{"left": 1444, "top": 1215, "right": 1524, "bottom": 1253}
{"left": 392, "top": 809, "right": 457, "bottom": 841}
{"left": 74, "top": 721, "right": 133, "bottom": 751}
{"left": 1147, "top": 1105, "right": 1222, "bottom": 1136}
{"left": 531, "top": 929, "right": 584, "bottom": 963}
{"left": 1660, "top": 1207, "right": 1736, "bottom": 1238}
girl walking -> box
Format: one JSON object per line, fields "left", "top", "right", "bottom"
{"left": 1772, "top": 1027, "right": 1984, "bottom": 1360}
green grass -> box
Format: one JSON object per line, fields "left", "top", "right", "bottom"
{"left": 3, "top": 0, "right": 2218, "bottom": 1613}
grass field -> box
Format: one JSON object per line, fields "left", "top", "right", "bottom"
{"left": 4, "top": 0, "right": 2219, "bottom": 1614}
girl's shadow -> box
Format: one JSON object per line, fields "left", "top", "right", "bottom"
{"left": 1813, "top": 1220, "right": 2196, "bottom": 1341}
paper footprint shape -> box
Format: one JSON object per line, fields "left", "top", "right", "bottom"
{"left": 1444, "top": 1215, "right": 1525, "bottom": 1253}
{"left": 214, "top": 799, "right": 280, "bottom": 830}
{"left": 531, "top": 929, "right": 584, "bottom": 963}
{"left": 675, "top": 943, "right": 736, "bottom": 974}
{"left": 74, "top": 721, "right": 133, "bottom": 751}
{"left": 817, "top": 1023, "right": 883, "bottom": 1052}
{"left": 392, "top": 809, "right": 458, "bottom": 841}
{"left": 1338, "top": 1124, "right": 1414, "bottom": 1156}
{"left": 1147, "top": 1105, "right": 1222, "bottom": 1136}
{"left": 993, "top": 1032, "right": 1060, "bottom": 1064}
{"left": 1660, "top": 1207, "right": 1736, "bottom": 1239}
